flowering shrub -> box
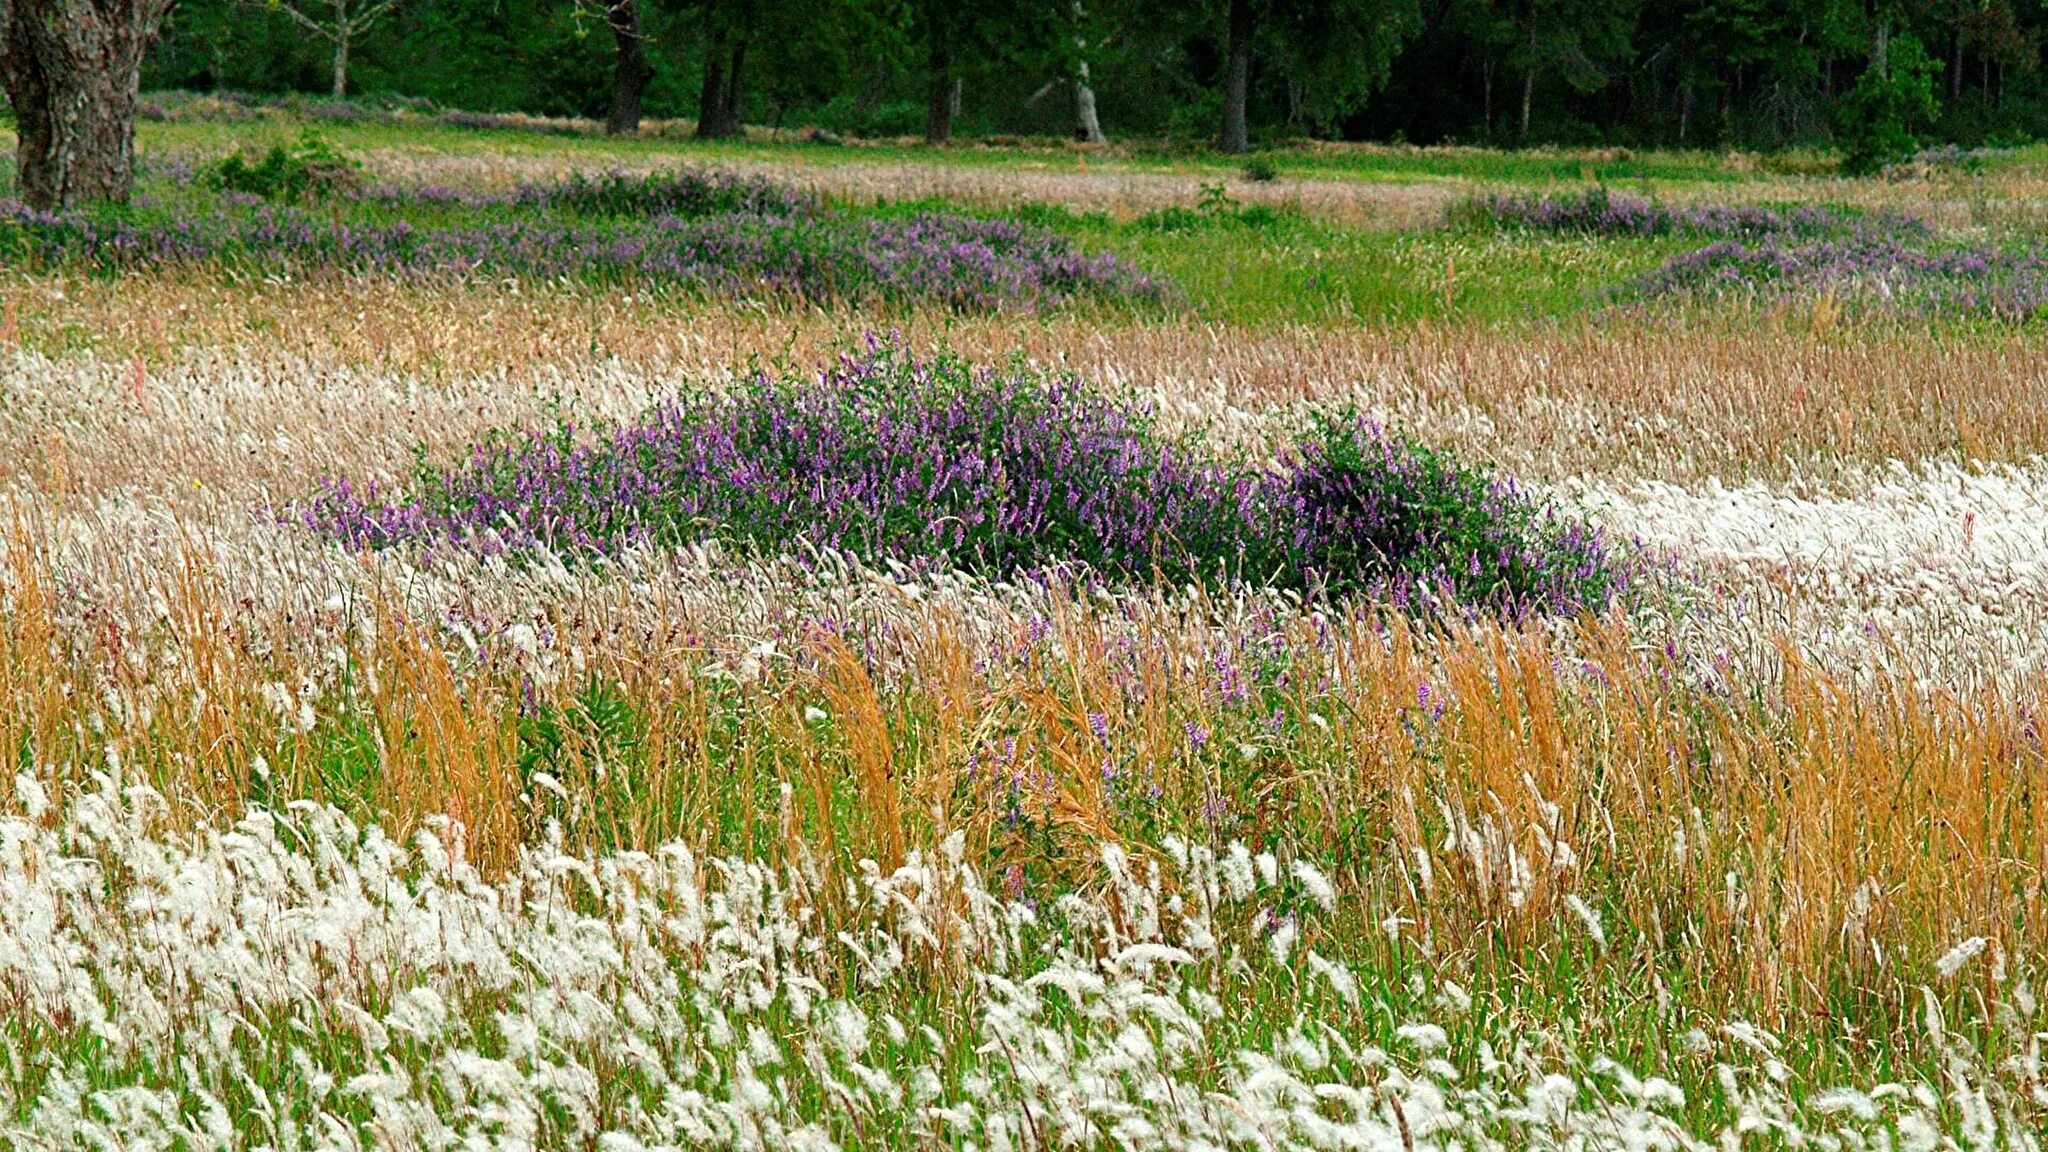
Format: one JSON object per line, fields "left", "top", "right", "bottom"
{"left": 1286, "top": 413, "right": 1625, "bottom": 614}
{"left": 0, "top": 169, "right": 1163, "bottom": 312}
{"left": 1463, "top": 186, "right": 1925, "bottom": 242}
{"left": 298, "top": 343, "right": 1624, "bottom": 615}
{"left": 1638, "top": 234, "right": 2048, "bottom": 320}
{"left": 1472, "top": 189, "right": 2048, "bottom": 322}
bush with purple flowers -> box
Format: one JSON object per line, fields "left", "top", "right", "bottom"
{"left": 0, "top": 168, "right": 1164, "bottom": 312}
{"left": 296, "top": 342, "right": 1625, "bottom": 616}
{"left": 1635, "top": 234, "right": 2048, "bottom": 321}
{"left": 1466, "top": 187, "right": 2048, "bottom": 322}
{"left": 1461, "top": 186, "right": 1925, "bottom": 242}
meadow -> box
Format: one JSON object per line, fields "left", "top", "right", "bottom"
{"left": 2, "top": 103, "right": 2048, "bottom": 1148}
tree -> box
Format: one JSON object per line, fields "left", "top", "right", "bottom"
{"left": 693, "top": 0, "right": 753, "bottom": 138}
{"left": 602, "top": 0, "right": 652, "bottom": 133}
{"left": 918, "top": 0, "right": 957, "bottom": 141}
{"left": 0, "top": 0, "right": 176, "bottom": 208}
{"left": 256, "top": 0, "right": 406, "bottom": 96}
{"left": 1210, "top": 0, "right": 1417, "bottom": 153}
{"left": 1471, "top": 0, "right": 1634, "bottom": 142}
{"left": 1836, "top": 25, "right": 1938, "bottom": 171}
{"left": 1220, "top": 0, "right": 1254, "bottom": 150}
{"left": 1070, "top": 0, "right": 1106, "bottom": 140}
{"left": 911, "top": 0, "right": 1049, "bottom": 144}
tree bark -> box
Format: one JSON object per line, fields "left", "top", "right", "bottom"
{"left": 1219, "top": 0, "right": 1253, "bottom": 153}
{"left": 1070, "top": 0, "right": 1104, "bottom": 142}
{"left": 722, "top": 39, "right": 747, "bottom": 131}
{"left": 1950, "top": 27, "right": 1962, "bottom": 101}
{"left": 1520, "top": 65, "right": 1534, "bottom": 141}
{"left": 696, "top": 18, "right": 746, "bottom": 140}
{"left": 924, "top": 37, "right": 953, "bottom": 142}
{"left": 0, "top": 0, "right": 171, "bottom": 209}
{"left": 1073, "top": 60, "right": 1104, "bottom": 141}
{"left": 333, "top": 17, "right": 348, "bottom": 97}
{"left": 606, "top": 0, "right": 651, "bottom": 135}
{"left": 1482, "top": 57, "right": 1493, "bottom": 140}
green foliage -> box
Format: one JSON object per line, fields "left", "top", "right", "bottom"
{"left": 1241, "top": 154, "right": 1280, "bottom": 182}
{"left": 1131, "top": 182, "right": 1287, "bottom": 232}
{"left": 1287, "top": 411, "right": 1626, "bottom": 612}
{"left": 207, "top": 130, "right": 361, "bottom": 201}
{"left": 1835, "top": 34, "right": 1941, "bottom": 175}
{"left": 137, "top": 0, "right": 2048, "bottom": 152}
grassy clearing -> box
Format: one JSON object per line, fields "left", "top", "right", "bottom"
{"left": 124, "top": 107, "right": 1801, "bottom": 185}
{"left": 20, "top": 109, "right": 2048, "bottom": 328}
{"left": 1, "top": 115, "right": 2047, "bottom": 1145}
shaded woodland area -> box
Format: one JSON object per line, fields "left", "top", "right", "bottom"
{"left": 145, "top": 0, "right": 2045, "bottom": 153}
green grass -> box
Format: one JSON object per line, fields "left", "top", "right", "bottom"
{"left": 13, "top": 106, "right": 2004, "bottom": 330}
{"left": 124, "top": 109, "right": 1830, "bottom": 190}
{"left": 1082, "top": 216, "right": 1686, "bottom": 325}
{"left": 0, "top": 114, "right": 1994, "bottom": 334}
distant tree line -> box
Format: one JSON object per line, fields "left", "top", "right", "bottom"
{"left": 138, "top": 0, "right": 2045, "bottom": 154}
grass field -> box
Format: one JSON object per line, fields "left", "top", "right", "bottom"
{"left": 2, "top": 104, "right": 2047, "bottom": 1148}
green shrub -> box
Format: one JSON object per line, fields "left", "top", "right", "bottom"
{"left": 208, "top": 130, "right": 361, "bottom": 201}
{"left": 1131, "top": 183, "right": 1286, "bottom": 233}
{"left": 1242, "top": 155, "right": 1280, "bottom": 182}
{"left": 1835, "top": 35, "right": 1940, "bottom": 176}
{"left": 1283, "top": 411, "right": 1626, "bottom": 614}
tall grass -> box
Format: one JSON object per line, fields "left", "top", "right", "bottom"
{"left": 2, "top": 502, "right": 2040, "bottom": 1026}
{"left": 3, "top": 229, "right": 2047, "bottom": 1142}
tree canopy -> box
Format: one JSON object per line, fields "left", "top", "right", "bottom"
{"left": 140, "top": 0, "right": 2048, "bottom": 152}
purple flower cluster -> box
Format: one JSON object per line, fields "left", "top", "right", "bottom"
{"left": 0, "top": 173, "right": 1163, "bottom": 311}
{"left": 1639, "top": 234, "right": 2048, "bottom": 320}
{"left": 295, "top": 341, "right": 1624, "bottom": 617}
{"left": 1470, "top": 187, "right": 1924, "bottom": 242}
{"left": 1476, "top": 188, "right": 2048, "bottom": 322}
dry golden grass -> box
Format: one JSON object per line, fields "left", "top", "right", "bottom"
{"left": 303, "top": 130, "right": 2048, "bottom": 233}
{"left": 345, "top": 146, "right": 1465, "bottom": 227}
{"left": 4, "top": 501, "right": 2040, "bottom": 1025}
{"left": 8, "top": 272, "right": 2048, "bottom": 490}
{"left": 1, "top": 266, "right": 2043, "bottom": 1030}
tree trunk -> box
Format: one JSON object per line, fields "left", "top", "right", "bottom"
{"left": 853, "top": 55, "right": 887, "bottom": 123}
{"left": 722, "top": 39, "right": 747, "bottom": 131}
{"left": 1951, "top": 27, "right": 1963, "bottom": 101}
{"left": 333, "top": 21, "right": 349, "bottom": 98}
{"left": 1071, "top": 0, "right": 1104, "bottom": 142}
{"left": 1482, "top": 57, "right": 1492, "bottom": 140}
{"left": 1073, "top": 66, "right": 1104, "bottom": 141}
{"left": 924, "top": 38, "right": 953, "bottom": 142}
{"left": 696, "top": 31, "right": 727, "bottom": 138}
{"left": 1219, "top": 0, "right": 1253, "bottom": 153}
{"left": 0, "top": 0, "right": 170, "bottom": 210}
{"left": 1520, "top": 65, "right": 1534, "bottom": 141}
{"left": 606, "top": 0, "right": 651, "bottom": 135}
